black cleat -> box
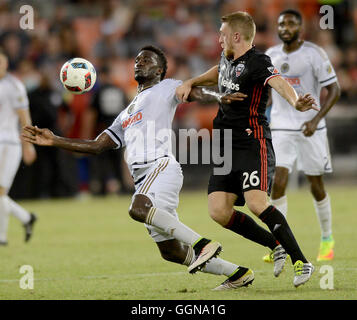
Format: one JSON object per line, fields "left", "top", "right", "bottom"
{"left": 0, "top": 240, "right": 8, "bottom": 246}
{"left": 24, "top": 213, "right": 37, "bottom": 242}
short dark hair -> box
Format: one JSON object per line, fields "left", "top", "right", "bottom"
{"left": 279, "top": 9, "right": 302, "bottom": 24}
{"left": 140, "top": 45, "right": 168, "bottom": 80}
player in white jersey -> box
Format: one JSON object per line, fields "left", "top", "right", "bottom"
{"left": 23, "top": 46, "right": 255, "bottom": 290}
{"left": 265, "top": 10, "right": 340, "bottom": 261}
{"left": 0, "top": 50, "right": 37, "bottom": 245}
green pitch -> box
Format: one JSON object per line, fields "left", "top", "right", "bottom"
{"left": 0, "top": 185, "right": 356, "bottom": 300}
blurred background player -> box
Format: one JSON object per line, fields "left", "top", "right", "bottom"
{"left": 266, "top": 9, "right": 340, "bottom": 262}
{"left": 0, "top": 50, "right": 37, "bottom": 245}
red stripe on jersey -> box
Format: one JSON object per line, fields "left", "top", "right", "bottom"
{"left": 251, "top": 85, "right": 262, "bottom": 139}
{"left": 249, "top": 86, "right": 258, "bottom": 129}
{"left": 259, "top": 138, "right": 267, "bottom": 191}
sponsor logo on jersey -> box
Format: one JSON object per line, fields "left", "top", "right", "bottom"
{"left": 283, "top": 76, "right": 301, "bottom": 86}
{"left": 235, "top": 63, "right": 245, "bottom": 77}
{"left": 220, "top": 78, "right": 240, "bottom": 91}
{"left": 121, "top": 110, "right": 143, "bottom": 129}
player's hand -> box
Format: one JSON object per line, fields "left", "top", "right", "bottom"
{"left": 295, "top": 94, "right": 319, "bottom": 112}
{"left": 22, "top": 143, "right": 37, "bottom": 165}
{"left": 220, "top": 92, "right": 248, "bottom": 104}
{"left": 301, "top": 119, "right": 319, "bottom": 137}
{"left": 176, "top": 80, "right": 193, "bottom": 102}
{"left": 22, "top": 125, "right": 55, "bottom": 147}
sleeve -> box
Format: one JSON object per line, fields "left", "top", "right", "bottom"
{"left": 311, "top": 46, "right": 337, "bottom": 87}
{"left": 251, "top": 54, "right": 280, "bottom": 86}
{"left": 103, "top": 113, "right": 126, "bottom": 149}
{"left": 10, "top": 77, "right": 29, "bottom": 109}
{"left": 159, "top": 78, "right": 183, "bottom": 105}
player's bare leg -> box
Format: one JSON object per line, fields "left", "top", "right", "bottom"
{"left": 129, "top": 194, "right": 222, "bottom": 273}
{"left": 208, "top": 191, "right": 284, "bottom": 276}
{"left": 156, "top": 239, "right": 254, "bottom": 290}
{"left": 306, "top": 175, "right": 334, "bottom": 261}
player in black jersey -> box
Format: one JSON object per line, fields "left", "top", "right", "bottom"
{"left": 176, "top": 11, "right": 317, "bottom": 287}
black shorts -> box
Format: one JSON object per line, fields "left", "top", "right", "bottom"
{"left": 208, "top": 138, "right": 275, "bottom": 206}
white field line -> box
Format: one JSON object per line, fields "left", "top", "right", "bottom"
{"left": 0, "top": 268, "right": 356, "bottom": 284}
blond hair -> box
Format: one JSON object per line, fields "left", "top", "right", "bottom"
{"left": 221, "top": 11, "right": 256, "bottom": 43}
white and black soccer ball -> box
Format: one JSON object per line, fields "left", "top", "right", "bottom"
{"left": 60, "top": 58, "right": 97, "bottom": 94}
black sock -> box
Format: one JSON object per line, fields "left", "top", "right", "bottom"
{"left": 259, "top": 205, "right": 307, "bottom": 264}
{"left": 192, "top": 238, "right": 211, "bottom": 256}
{"left": 225, "top": 210, "right": 278, "bottom": 250}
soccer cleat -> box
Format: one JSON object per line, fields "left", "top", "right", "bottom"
{"left": 293, "top": 260, "right": 314, "bottom": 287}
{"left": 0, "top": 240, "right": 8, "bottom": 246}
{"left": 24, "top": 213, "right": 37, "bottom": 242}
{"left": 317, "top": 236, "right": 335, "bottom": 261}
{"left": 188, "top": 241, "right": 222, "bottom": 274}
{"left": 262, "top": 252, "right": 274, "bottom": 263}
{"left": 272, "top": 245, "right": 288, "bottom": 277}
{"left": 213, "top": 267, "right": 254, "bottom": 291}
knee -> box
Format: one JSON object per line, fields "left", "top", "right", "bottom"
{"left": 272, "top": 175, "right": 287, "bottom": 193}
{"left": 128, "top": 205, "right": 147, "bottom": 223}
{"left": 128, "top": 194, "right": 152, "bottom": 223}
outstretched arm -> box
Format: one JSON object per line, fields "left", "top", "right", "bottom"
{"left": 176, "top": 65, "right": 219, "bottom": 102}
{"left": 188, "top": 87, "right": 247, "bottom": 104}
{"left": 268, "top": 76, "right": 319, "bottom": 112}
{"left": 22, "top": 125, "right": 117, "bottom": 155}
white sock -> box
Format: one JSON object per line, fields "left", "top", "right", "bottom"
{"left": 0, "top": 196, "right": 10, "bottom": 242}
{"left": 313, "top": 194, "right": 332, "bottom": 239}
{"left": 6, "top": 196, "right": 31, "bottom": 224}
{"left": 146, "top": 207, "right": 201, "bottom": 246}
{"left": 271, "top": 195, "right": 288, "bottom": 218}
{"left": 183, "top": 246, "right": 238, "bottom": 277}
{"left": 201, "top": 258, "right": 238, "bottom": 277}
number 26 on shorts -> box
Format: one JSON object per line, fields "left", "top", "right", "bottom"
{"left": 242, "top": 171, "right": 260, "bottom": 189}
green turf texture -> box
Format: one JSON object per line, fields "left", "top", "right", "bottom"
{"left": 0, "top": 185, "right": 356, "bottom": 300}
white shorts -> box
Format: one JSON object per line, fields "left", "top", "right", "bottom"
{"left": 271, "top": 128, "right": 332, "bottom": 176}
{"left": 130, "top": 156, "right": 183, "bottom": 243}
{"left": 0, "top": 143, "right": 22, "bottom": 190}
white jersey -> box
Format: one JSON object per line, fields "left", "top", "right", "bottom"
{"left": 105, "top": 78, "right": 182, "bottom": 174}
{"left": 266, "top": 41, "right": 337, "bottom": 130}
{"left": 0, "top": 73, "right": 29, "bottom": 144}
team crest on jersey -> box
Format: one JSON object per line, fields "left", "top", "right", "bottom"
{"left": 235, "top": 63, "right": 245, "bottom": 77}
{"left": 280, "top": 63, "right": 289, "bottom": 73}
{"left": 268, "top": 66, "right": 280, "bottom": 74}
{"left": 128, "top": 104, "right": 135, "bottom": 114}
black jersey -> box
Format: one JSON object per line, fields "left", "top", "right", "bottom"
{"left": 215, "top": 47, "right": 280, "bottom": 146}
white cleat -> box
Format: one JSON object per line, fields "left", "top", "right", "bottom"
{"left": 188, "top": 241, "right": 222, "bottom": 274}
{"left": 273, "top": 245, "right": 287, "bottom": 277}
{"left": 293, "top": 260, "right": 314, "bottom": 287}
{"left": 213, "top": 268, "right": 254, "bottom": 291}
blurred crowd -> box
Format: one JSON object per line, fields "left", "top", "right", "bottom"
{"left": 1, "top": 0, "right": 356, "bottom": 198}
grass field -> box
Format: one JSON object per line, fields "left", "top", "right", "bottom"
{"left": 0, "top": 185, "right": 356, "bottom": 300}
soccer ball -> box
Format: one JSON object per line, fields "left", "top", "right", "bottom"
{"left": 60, "top": 58, "right": 96, "bottom": 94}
